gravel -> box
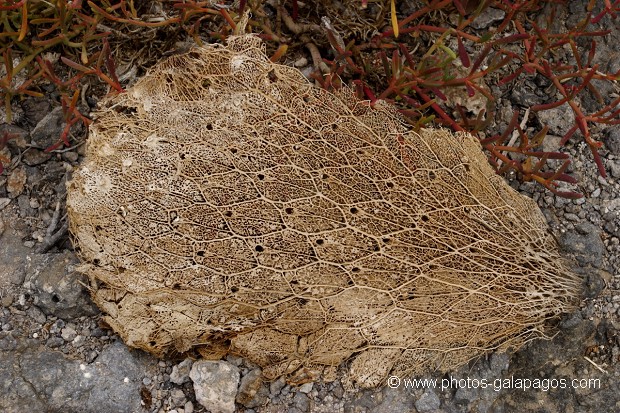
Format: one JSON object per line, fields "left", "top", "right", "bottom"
{"left": 190, "top": 360, "right": 240, "bottom": 413}
{"left": 0, "top": 339, "right": 153, "bottom": 413}
{"left": 170, "top": 358, "right": 194, "bottom": 385}
{"left": 29, "top": 106, "right": 65, "bottom": 149}
{"left": 237, "top": 368, "right": 269, "bottom": 409}
{"left": 0, "top": 2, "right": 618, "bottom": 413}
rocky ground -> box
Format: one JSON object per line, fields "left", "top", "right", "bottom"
{"left": 1, "top": 3, "right": 619, "bottom": 413}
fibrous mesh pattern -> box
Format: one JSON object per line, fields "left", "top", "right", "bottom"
{"left": 67, "top": 35, "right": 581, "bottom": 387}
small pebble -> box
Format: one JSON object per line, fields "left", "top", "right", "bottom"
{"left": 7, "top": 166, "right": 27, "bottom": 198}
{"left": 50, "top": 319, "right": 66, "bottom": 334}
{"left": 298, "top": 383, "right": 313, "bottom": 394}
{"left": 61, "top": 326, "right": 77, "bottom": 341}
{"left": 225, "top": 355, "right": 243, "bottom": 366}
{"left": 72, "top": 335, "right": 85, "bottom": 347}
{"left": 46, "top": 337, "right": 64, "bottom": 348}
{"left": 294, "top": 57, "right": 308, "bottom": 68}
{"left": 170, "top": 388, "right": 186, "bottom": 406}
{"left": 85, "top": 350, "right": 98, "bottom": 363}
{"left": 1, "top": 296, "right": 14, "bottom": 307}
{"left": 270, "top": 377, "right": 286, "bottom": 395}
{"left": 170, "top": 358, "right": 193, "bottom": 384}
{"left": 62, "top": 151, "right": 79, "bottom": 162}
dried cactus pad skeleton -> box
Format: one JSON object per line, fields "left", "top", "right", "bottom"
{"left": 67, "top": 35, "right": 581, "bottom": 387}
